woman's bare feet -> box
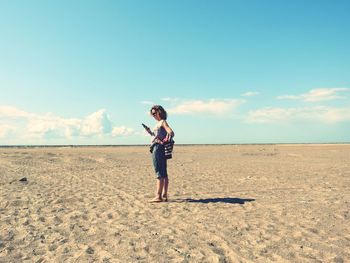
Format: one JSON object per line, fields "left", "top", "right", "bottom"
{"left": 149, "top": 197, "right": 163, "bottom": 203}
{"left": 162, "top": 195, "right": 168, "bottom": 202}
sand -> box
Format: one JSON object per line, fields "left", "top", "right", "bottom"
{"left": 0, "top": 144, "right": 349, "bottom": 263}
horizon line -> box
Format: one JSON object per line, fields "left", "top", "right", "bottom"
{"left": 1, "top": 142, "right": 350, "bottom": 148}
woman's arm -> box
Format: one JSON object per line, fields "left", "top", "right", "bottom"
{"left": 162, "top": 120, "right": 174, "bottom": 141}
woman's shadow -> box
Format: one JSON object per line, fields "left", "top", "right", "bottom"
{"left": 173, "top": 197, "right": 255, "bottom": 204}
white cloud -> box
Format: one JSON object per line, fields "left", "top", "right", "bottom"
{"left": 27, "top": 116, "right": 72, "bottom": 139}
{"left": 81, "top": 109, "right": 112, "bottom": 136}
{"left": 168, "top": 99, "right": 244, "bottom": 115}
{"left": 276, "top": 95, "right": 300, "bottom": 100}
{"left": 241, "top": 91, "right": 260, "bottom": 97}
{"left": 277, "top": 88, "right": 349, "bottom": 102}
{"left": 161, "top": 97, "right": 180, "bottom": 102}
{"left": 246, "top": 106, "right": 350, "bottom": 123}
{"left": 318, "top": 107, "right": 350, "bottom": 123}
{"left": 111, "top": 126, "right": 134, "bottom": 137}
{"left": 0, "top": 105, "right": 134, "bottom": 141}
{"left": 0, "top": 125, "right": 14, "bottom": 138}
{"left": 160, "top": 97, "right": 173, "bottom": 102}
{"left": 0, "top": 105, "right": 33, "bottom": 118}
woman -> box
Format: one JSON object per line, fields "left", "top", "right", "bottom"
{"left": 149, "top": 105, "right": 174, "bottom": 203}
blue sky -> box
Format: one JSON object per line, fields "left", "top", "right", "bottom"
{"left": 1, "top": 0, "right": 349, "bottom": 145}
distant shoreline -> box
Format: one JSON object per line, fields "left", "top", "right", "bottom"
{"left": 1, "top": 143, "right": 350, "bottom": 148}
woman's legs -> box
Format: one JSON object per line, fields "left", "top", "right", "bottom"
{"left": 150, "top": 144, "right": 168, "bottom": 202}
{"left": 150, "top": 177, "right": 168, "bottom": 202}
{"left": 156, "top": 178, "right": 164, "bottom": 198}
{"left": 149, "top": 178, "right": 163, "bottom": 202}
{"left": 162, "top": 177, "right": 168, "bottom": 201}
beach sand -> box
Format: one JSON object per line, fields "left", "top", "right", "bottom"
{"left": 1, "top": 144, "right": 349, "bottom": 262}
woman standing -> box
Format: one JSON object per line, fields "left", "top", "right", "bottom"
{"left": 149, "top": 105, "right": 174, "bottom": 203}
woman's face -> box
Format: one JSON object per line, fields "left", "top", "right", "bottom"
{"left": 154, "top": 112, "right": 161, "bottom": 121}
{"left": 151, "top": 110, "right": 161, "bottom": 121}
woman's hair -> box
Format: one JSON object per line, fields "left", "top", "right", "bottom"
{"left": 150, "top": 105, "right": 167, "bottom": 120}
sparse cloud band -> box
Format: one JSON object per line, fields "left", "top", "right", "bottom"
{"left": 246, "top": 106, "right": 350, "bottom": 123}
{"left": 277, "top": 88, "right": 349, "bottom": 102}
{"left": 241, "top": 91, "right": 260, "bottom": 97}
{"left": 167, "top": 99, "right": 245, "bottom": 115}
{"left": 0, "top": 106, "right": 135, "bottom": 142}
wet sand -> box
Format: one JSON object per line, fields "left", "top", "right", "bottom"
{"left": 1, "top": 144, "right": 349, "bottom": 262}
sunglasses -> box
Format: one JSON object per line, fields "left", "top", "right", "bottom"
{"left": 151, "top": 110, "right": 157, "bottom": 116}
